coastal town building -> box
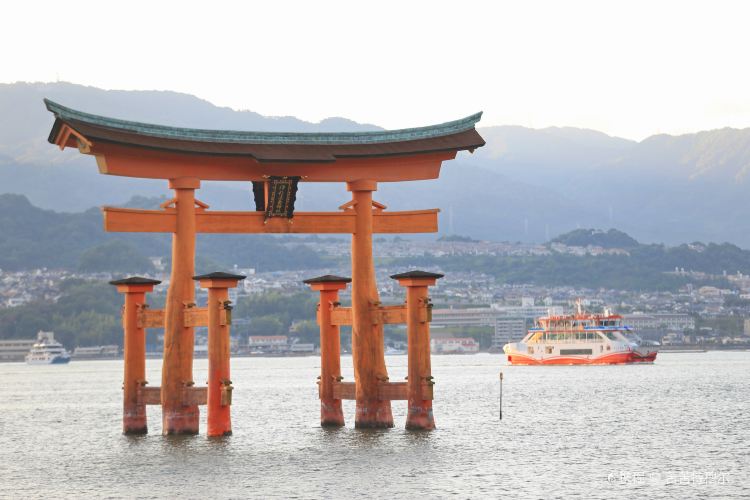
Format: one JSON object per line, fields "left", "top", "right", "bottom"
{"left": 0, "top": 338, "right": 36, "bottom": 361}
{"left": 72, "top": 345, "right": 120, "bottom": 358}
{"left": 492, "top": 317, "right": 528, "bottom": 350}
{"left": 621, "top": 313, "right": 695, "bottom": 332}
{"left": 431, "top": 337, "right": 480, "bottom": 354}
{"left": 248, "top": 335, "right": 289, "bottom": 353}
{"left": 431, "top": 299, "right": 565, "bottom": 350}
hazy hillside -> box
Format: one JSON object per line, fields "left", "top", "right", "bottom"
{"left": 0, "top": 193, "right": 324, "bottom": 272}
{"left": 551, "top": 229, "right": 639, "bottom": 249}
{"left": 462, "top": 124, "right": 750, "bottom": 245}
{"left": 5, "top": 193, "right": 750, "bottom": 296}
{"left": 399, "top": 228, "right": 750, "bottom": 291}
{"left": 0, "top": 81, "right": 383, "bottom": 213}
{"left": 3, "top": 81, "right": 750, "bottom": 246}
{"left": 0, "top": 81, "right": 380, "bottom": 164}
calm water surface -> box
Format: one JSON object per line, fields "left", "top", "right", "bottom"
{"left": 0, "top": 352, "right": 748, "bottom": 499}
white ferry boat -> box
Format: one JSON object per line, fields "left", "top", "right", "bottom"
{"left": 25, "top": 331, "right": 71, "bottom": 365}
{"left": 503, "top": 303, "right": 659, "bottom": 365}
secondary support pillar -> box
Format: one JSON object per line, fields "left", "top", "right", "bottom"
{"left": 392, "top": 270, "right": 443, "bottom": 430}
{"left": 347, "top": 179, "right": 393, "bottom": 428}
{"left": 110, "top": 276, "right": 161, "bottom": 435}
{"left": 163, "top": 177, "right": 201, "bottom": 434}
{"left": 303, "top": 275, "right": 351, "bottom": 427}
{"left": 194, "top": 272, "right": 245, "bottom": 437}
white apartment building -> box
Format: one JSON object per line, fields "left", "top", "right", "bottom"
{"left": 621, "top": 313, "right": 695, "bottom": 332}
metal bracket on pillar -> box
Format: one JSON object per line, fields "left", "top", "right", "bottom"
{"left": 222, "top": 300, "right": 233, "bottom": 325}
{"left": 158, "top": 196, "right": 208, "bottom": 212}
{"left": 220, "top": 380, "right": 233, "bottom": 406}
{"left": 419, "top": 297, "right": 433, "bottom": 323}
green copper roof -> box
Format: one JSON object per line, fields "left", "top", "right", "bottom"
{"left": 45, "top": 99, "right": 482, "bottom": 146}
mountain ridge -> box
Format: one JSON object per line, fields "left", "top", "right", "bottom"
{"left": 3, "top": 81, "right": 750, "bottom": 245}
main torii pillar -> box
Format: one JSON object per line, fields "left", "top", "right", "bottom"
{"left": 163, "top": 177, "right": 201, "bottom": 433}
{"left": 348, "top": 179, "right": 392, "bottom": 427}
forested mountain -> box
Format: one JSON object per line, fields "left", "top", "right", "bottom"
{"left": 4, "top": 192, "right": 750, "bottom": 294}
{"left": 4, "top": 81, "right": 750, "bottom": 245}
{"left": 0, "top": 193, "right": 324, "bottom": 272}
{"left": 398, "top": 229, "right": 750, "bottom": 291}
{"left": 551, "top": 229, "right": 640, "bottom": 249}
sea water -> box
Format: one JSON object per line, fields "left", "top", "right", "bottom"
{"left": 0, "top": 352, "right": 748, "bottom": 498}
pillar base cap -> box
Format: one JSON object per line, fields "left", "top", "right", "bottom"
{"left": 303, "top": 275, "right": 352, "bottom": 284}
{"left": 390, "top": 270, "right": 444, "bottom": 280}
{"left": 110, "top": 276, "right": 162, "bottom": 285}
{"left": 192, "top": 271, "right": 246, "bottom": 281}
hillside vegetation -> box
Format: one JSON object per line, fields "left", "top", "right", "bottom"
{"left": 396, "top": 230, "right": 749, "bottom": 291}
{"left": 0, "top": 193, "right": 324, "bottom": 272}
{"left": 551, "top": 228, "right": 639, "bottom": 248}
{"left": 5, "top": 82, "right": 750, "bottom": 245}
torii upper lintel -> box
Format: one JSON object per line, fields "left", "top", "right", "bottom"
{"left": 45, "top": 99, "right": 484, "bottom": 182}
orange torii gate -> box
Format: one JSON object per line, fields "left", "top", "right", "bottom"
{"left": 45, "top": 100, "right": 485, "bottom": 434}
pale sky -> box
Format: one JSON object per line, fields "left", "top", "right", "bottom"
{"left": 2, "top": 0, "right": 750, "bottom": 141}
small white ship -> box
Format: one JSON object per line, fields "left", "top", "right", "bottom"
{"left": 25, "top": 331, "right": 71, "bottom": 365}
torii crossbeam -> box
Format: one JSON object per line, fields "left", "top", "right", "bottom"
{"left": 45, "top": 99, "right": 485, "bottom": 434}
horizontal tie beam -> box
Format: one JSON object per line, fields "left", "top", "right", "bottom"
{"left": 329, "top": 381, "right": 433, "bottom": 401}
{"left": 135, "top": 386, "right": 209, "bottom": 406}
{"left": 134, "top": 307, "right": 221, "bottom": 329}
{"left": 137, "top": 308, "right": 165, "bottom": 329}
{"left": 325, "top": 304, "right": 430, "bottom": 326}
{"left": 102, "top": 207, "right": 439, "bottom": 234}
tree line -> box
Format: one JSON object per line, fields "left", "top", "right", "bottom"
{"left": 0, "top": 281, "right": 325, "bottom": 349}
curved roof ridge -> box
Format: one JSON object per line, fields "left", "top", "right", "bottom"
{"left": 44, "top": 99, "right": 482, "bottom": 145}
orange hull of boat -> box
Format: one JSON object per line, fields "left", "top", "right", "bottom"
{"left": 507, "top": 351, "right": 657, "bottom": 365}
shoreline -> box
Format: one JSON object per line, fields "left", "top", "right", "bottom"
{"left": 2, "top": 347, "right": 750, "bottom": 363}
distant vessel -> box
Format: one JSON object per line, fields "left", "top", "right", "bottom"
{"left": 72, "top": 345, "right": 120, "bottom": 359}
{"left": 385, "top": 346, "right": 406, "bottom": 355}
{"left": 503, "top": 303, "right": 659, "bottom": 365}
{"left": 25, "top": 331, "right": 71, "bottom": 365}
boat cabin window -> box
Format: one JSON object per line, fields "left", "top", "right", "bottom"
{"left": 560, "top": 348, "right": 592, "bottom": 355}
